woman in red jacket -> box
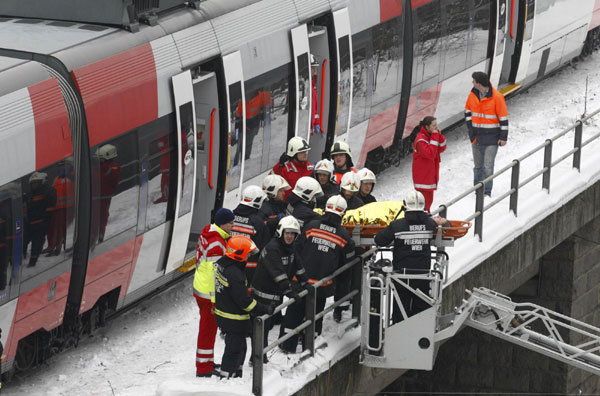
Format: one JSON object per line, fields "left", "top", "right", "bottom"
{"left": 412, "top": 116, "right": 446, "bottom": 212}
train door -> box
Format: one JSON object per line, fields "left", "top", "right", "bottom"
{"left": 489, "top": 0, "right": 509, "bottom": 87}
{"left": 499, "top": 0, "right": 536, "bottom": 91}
{"left": 332, "top": 9, "right": 354, "bottom": 144}
{"left": 165, "top": 70, "right": 197, "bottom": 270}
{"left": 222, "top": 51, "right": 246, "bottom": 208}
{"left": 190, "top": 72, "right": 220, "bottom": 237}
{"left": 291, "top": 24, "right": 312, "bottom": 144}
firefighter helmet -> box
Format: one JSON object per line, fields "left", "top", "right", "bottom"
{"left": 339, "top": 172, "right": 359, "bottom": 193}
{"left": 310, "top": 54, "right": 319, "bottom": 67}
{"left": 224, "top": 235, "right": 258, "bottom": 262}
{"left": 240, "top": 185, "right": 266, "bottom": 209}
{"left": 314, "top": 159, "right": 334, "bottom": 176}
{"left": 286, "top": 136, "right": 311, "bottom": 157}
{"left": 292, "top": 176, "right": 323, "bottom": 202}
{"left": 358, "top": 168, "right": 376, "bottom": 184}
{"left": 262, "top": 174, "right": 290, "bottom": 198}
{"left": 330, "top": 141, "right": 352, "bottom": 158}
{"left": 325, "top": 195, "right": 347, "bottom": 216}
{"left": 97, "top": 144, "right": 117, "bottom": 160}
{"left": 404, "top": 190, "right": 426, "bottom": 212}
{"left": 275, "top": 215, "right": 301, "bottom": 238}
{"left": 29, "top": 171, "right": 47, "bottom": 183}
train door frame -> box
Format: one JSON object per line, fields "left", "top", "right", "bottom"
{"left": 165, "top": 70, "right": 198, "bottom": 271}
{"left": 489, "top": 0, "right": 508, "bottom": 87}
{"left": 291, "top": 24, "right": 312, "bottom": 143}
{"left": 332, "top": 8, "right": 354, "bottom": 144}
{"left": 499, "top": 0, "right": 536, "bottom": 89}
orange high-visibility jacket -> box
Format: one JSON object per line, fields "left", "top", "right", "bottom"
{"left": 464, "top": 86, "right": 508, "bottom": 145}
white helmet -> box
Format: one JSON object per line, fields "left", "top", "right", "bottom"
{"left": 262, "top": 174, "right": 290, "bottom": 199}
{"left": 240, "top": 185, "right": 266, "bottom": 209}
{"left": 292, "top": 177, "right": 323, "bottom": 203}
{"left": 29, "top": 171, "right": 47, "bottom": 183}
{"left": 275, "top": 215, "right": 301, "bottom": 238}
{"left": 339, "top": 172, "right": 360, "bottom": 193}
{"left": 287, "top": 136, "right": 310, "bottom": 157}
{"left": 404, "top": 190, "right": 426, "bottom": 211}
{"left": 310, "top": 54, "right": 319, "bottom": 67}
{"left": 97, "top": 144, "right": 117, "bottom": 160}
{"left": 325, "top": 195, "right": 347, "bottom": 216}
{"left": 314, "top": 159, "right": 334, "bottom": 176}
{"left": 358, "top": 168, "right": 376, "bottom": 184}
{"left": 330, "top": 141, "right": 352, "bottom": 158}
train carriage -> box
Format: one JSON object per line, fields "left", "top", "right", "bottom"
{"left": 0, "top": 0, "right": 599, "bottom": 376}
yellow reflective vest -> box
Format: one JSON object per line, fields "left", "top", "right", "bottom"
{"left": 193, "top": 224, "right": 229, "bottom": 302}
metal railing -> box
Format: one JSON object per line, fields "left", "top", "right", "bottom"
{"left": 251, "top": 248, "right": 376, "bottom": 396}
{"left": 432, "top": 107, "right": 600, "bottom": 241}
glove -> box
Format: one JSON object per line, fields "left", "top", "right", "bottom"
{"left": 285, "top": 290, "right": 300, "bottom": 302}
{"left": 279, "top": 152, "right": 288, "bottom": 165}
{"left": 268, "top": 302, "right": 278, "bottom": 315}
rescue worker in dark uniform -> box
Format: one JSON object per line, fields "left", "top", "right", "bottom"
{"left": 251, "top": 216, "right": 307, "bottom": 362}
{"left": 259, "top": 174, "right": 291, "bottom": 238}
{"left": 215, "top": 235, "right": 272, "bottom": 379}
{"left": 339, "top": 172, "right": 364, "bottom": 210}
{"left": 330, "top": 140, "right": 357, "bottom": 185}
{"left": 24, "top": 172, "right": 57, "bottom": 268}
{"left": 357, "top": 168, "right": 377, "bottom": 205}
{"left": 313, "top": 159, "right": 339, "bottom": 209}
{"left": 284, "top": 176, "right": 322, "bottom": 230}
{"left": 374, "top": 190, "right": 437, "bottom": 321}
{"left": 231, "top": 185, "right": 269, "bottom": 283}
{"left": 279, "top": 195, "right": 355, "bottom": 353}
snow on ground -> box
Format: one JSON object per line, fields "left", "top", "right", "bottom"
{"left": 4, "top": 52, "right": 600, "bottom": 396}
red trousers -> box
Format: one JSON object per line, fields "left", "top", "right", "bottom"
{"left": 415, "top": 188, "right": 434, "bottom": 213}
{"left": 194, "top": 295, "right": 218, "bottom": 374}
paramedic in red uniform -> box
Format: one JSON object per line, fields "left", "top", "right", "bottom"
{"left": 271, "top": 136, "right": 313, "bottom": 198}
{"left": 412, "top": 116, "right": 446, "bottom": 212}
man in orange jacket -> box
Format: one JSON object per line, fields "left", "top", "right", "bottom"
{"left": 465, "top": 72, "right": 508, "bottom": 197}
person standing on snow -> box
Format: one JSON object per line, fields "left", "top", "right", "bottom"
{"left": 412, "top": 116, "right": 446, "bottom": 212}
{"left": 259, "top": 174, "right": 291, "bottom": 238}
{"left": 193, "top": 208, "right": 234, "bottom": 378}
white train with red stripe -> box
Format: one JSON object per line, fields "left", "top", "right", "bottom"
{"left": 0, "top": 0, "right": 599, "bottom": 377}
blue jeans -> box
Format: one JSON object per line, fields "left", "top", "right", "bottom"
{"left": 472, "top": 142, "right": 498, "bottom": 196}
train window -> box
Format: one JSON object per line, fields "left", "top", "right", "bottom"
{"left": 21, "top": 159, "right": 75, "bottom": 279}
{"left": 296, "top": 53, "right": 311, "bottom": 140}
{"left": 90, "top": 132, "right": 139, "bottom": 247}
{"left": 371, "top": 16, "right": 403, "bottom": 117}
{"left": 413, "top": 0, "right": 442, "bottom": 90}
{"left": 228, "top": 82, "right": 243, "bottom": 191}
{"left": 442, "top": 0, "right": 470, "bottom": 79}
{"left": 140, "top": 115, "right": 177, "bottom": 232}
{"left": 0, "top": 183, "right": 19, "bottom": 304}
{"left": 470, "top": 0, "right": 492, "bottom": 67}
{"left": 178, "top": 102, "right": 195, "bottom": 218}
{"left": 242, "top": 63, "right": 291, "bottom": 183}
{"left": 351, "top": 29, "right": 371, "bottom": 127}
{"left": 496, "top": 0, "right": 507, "bottom": 55}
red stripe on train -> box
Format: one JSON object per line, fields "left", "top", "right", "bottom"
{"left": 590, "top": 0, "right": 600, "bottom": 30}
{"left": 380, "top": 0, "right": 402, "bottom": 22}
{"left": 72, "top": 43, "right": 158, "bottom": 147}
{"left": 28, "top": 78, "right": 73, "bottom": 169}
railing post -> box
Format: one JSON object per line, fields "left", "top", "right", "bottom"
{"left": 252, "top": 317, "right": 264, "bottom": 396}
{"left": 475, "top": 183, "right": 484, "bottom": 241}
{"left": 304, "top": 285, "right": 317, "bottom": 356}
{"left": 542, "top": 139, "right": 552, "bottom": 192}
{"left": 351, "top": 256, "right": 363, "bottom": 321}
{"left": 573, "top": 120, "right": 583, "bottom": 171}
{"left": 510, "top": 159, "right": 520, "bottom": 216}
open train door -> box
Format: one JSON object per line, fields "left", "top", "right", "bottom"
{"left": 291, "top": 24, "right": 312, "bottom": 144}
{"left": 488, "top": 0, "right": 509, "bottom": 87}
{"left": 166, "top": 70, "right": 197, "bottom": 270}
{"left": 332, "top": 8, "right": 354, "bottom": 145}
{"left": 498, "top": 0, "right": 536, "bottom": 94}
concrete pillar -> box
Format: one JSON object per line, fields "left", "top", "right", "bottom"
{"left": 382, "top": 216, "right": 600, "bottom": 395}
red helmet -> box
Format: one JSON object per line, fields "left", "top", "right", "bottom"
{"left": 224, "top": 235, "right": 258, "bottom": 262}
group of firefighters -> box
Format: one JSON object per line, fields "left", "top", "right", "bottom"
{"left": 193, "top": 134, "right": 446, "bottom": 380}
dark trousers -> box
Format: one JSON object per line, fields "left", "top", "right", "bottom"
{"left": 251, "top": 295, "right": 279, "bottom": 361}
{"left": 279, "top": 296, "right": 326, "bottom": 353}
{"left": 333, "top": 270, "right": 351, "bottom": 316}
{"left": 221, "top": 331, "right": 247, "bottom": 375}
{"left": 27, "top": 222, "right": 49, "bottom": 267}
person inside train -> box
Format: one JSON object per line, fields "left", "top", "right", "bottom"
{"left": 339, "top": 172, "right": 364, "bottom": 211}
{"left": 310, "top": 54, "right": 321, "bottom": 135}
{"left": 330, "top": 140, "right": 356, "bottom": 184}
{"left": 279, "top": 195, "right": 355, "bottom": 353}
{"left": 193, "top": 208, "right": 234, "bottom": 378}
{"left": 239, "top": 89, "right": 271, "bottom": 162}
{"left": 284, "top": 176, "right": 322, "bottom": 230}
{"left": 313, "top": 159, "right": 339, "bottom": 209}
{"left": 357, "top": 168, "right": 377, "bottom": 205}
{"left": 214, "top": 236, "right": 273, "bottom": 379}
{"left": 24, "top": 172, "right": 57, "bottom": 268}
{"left": 251, "top": 216, "right": 307, "bottom": 363}
{"left": 45, "top": 160, "right": 75, "bottom": 256}
{"left": 231, "top": 185, "right": 269, "bottom": 283}
{"left": 271, "top": 136, "right": 313, "bottom": 198}
{"left": 96, "top": 144, "right": 121, "bottom": 243}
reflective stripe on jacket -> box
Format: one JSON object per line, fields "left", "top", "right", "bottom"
{"left": 465, "top": 86, "right": 508, "bottom": 145}
{"left": 412, "top": 126, "right": 446, "bottom": 191}
{"left": 193, "top": 223, "right": 229, "bottom": 302}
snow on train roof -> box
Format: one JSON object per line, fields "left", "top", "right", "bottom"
{"left": 0, "top": 18, "right": 116, "bottom": 55}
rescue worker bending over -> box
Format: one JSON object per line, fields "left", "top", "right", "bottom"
{"left": 272, "top": 137, "right": 313, "bottom": 198}
{"left": 313, "top": 159, "right": 339, "bottom": 209}
{"left": 357, "top": 168, "right": 377, "bottom": 205}
{"left": 330, "top": 140, "right": 356, "bottom": 185}
{"left": 374, "top": 190, "right": 437, "bottom": 321}
{"left": 251, "top": 216, "right": 307, "bottom": 362}
{"left": 259, "top": 174, "right": 291, "bottom": 238}
{"left": 215, "top": 236, "right": 272, "bottom": 379}
{"left": 193, "top": 208, "right": 234, "bottom": 378}
{"left": 285, "top": 176, "right": 323, "bottom": 230}
{"left": 279, "top": 195, "right": 355, "bottom": 353}
{"left": 231, "top": 185, "right": 269, "bottom": 283}
{"left": 339, "top": 172, "right": 364, "bottom": 210}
